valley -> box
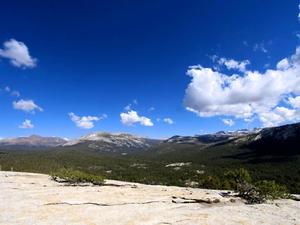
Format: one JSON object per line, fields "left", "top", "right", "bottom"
{"left": 0, "top": 122, "right": 299, "bottom": 193}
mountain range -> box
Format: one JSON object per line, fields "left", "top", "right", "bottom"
{"left": 1, "top": 123, "right": 299, "bottom": 153}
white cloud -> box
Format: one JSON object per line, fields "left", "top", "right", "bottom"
{"left": 13, "top": 99, "right": 43, "bottom": 113}
{"left": 19, "top": 119, "right": 34, "bottom": 129}
{"left": 288, "top": 96, "right": 300, "bottom": 109}
{"left": 222, "top": 119, "right": 235, "bottom": 126}
{"left": 184, "top": 45, "right": 300, "bottom": 127}
{"left": 218, "top": 58, "right": 250, "bottom": 72}
{"left": 253, "top": 43, "right": 268, "bottom": 53}
{"left": 163, "top": 118, "right": 174, "bottom": 125}
{"left": 0, "top": 39, "right": 37, "bottom": 68}
{"left": 259, "top": 107, "right": 300, "bottom": 127}
{"left": 276, "top": 58, "right": 290, "bottom": 70}
{"left": 69, "top": 112, "right": 106, "bottom": 129}
{"left": 120, "top": 110, "right": 153, "bottom": 126}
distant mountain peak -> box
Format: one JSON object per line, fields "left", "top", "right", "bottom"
{"left": 0, "top": 135, "right": 67, "bottom": 147}
{"left": 63, "top": 131, "right": 160, "bottom": 153}
{"left": 165, "top": 128, "right": 256, "bottom": 145}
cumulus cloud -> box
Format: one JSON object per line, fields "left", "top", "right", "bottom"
{"left": 184, "top": 45, "right": 300, "bottom": 127}
{"left": 69, "top": 112, "right": 107, "bottom": 129}
{"left": 19, "top": 119, "right": 34, "bottom": 129}
{"left": 120, "top": 110, "right": 153, "bottom": 126}
{"left": 13, "top": 99, "right": 43, "bottom": 113}
{"left": 259, "top": 107, "right": 300, "bottom": 127}
{"left": 276, "top": 58, "right": 290, "bottom": 70}
{"left": 0, "top": 39, "right": 37, "bottom": 68}
{"left": 288, "top": 96, "right": 300, "bottom": 108}
{"left": 222, "top": 119, "right": 235, "bottom": 126}
{"left": 163, "top": 118, "right": 174, "bottom": 125}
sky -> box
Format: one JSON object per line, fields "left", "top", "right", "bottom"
{"left": 0, "top": 0, "right": 300, "bottom": 139}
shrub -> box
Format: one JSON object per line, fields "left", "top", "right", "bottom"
{"left": 236, "top": 181, "right": 264, "bottom": 204}
{"left": 224, "top": 168, "right": 290, "bottom": 204}
{"left": 198, "top": 175, "right": 221, "bottom": 189}
{"left": 51, "top": 168, "right": 105, "bottom": 185}
{"left": 221, "top": 179, "right": 232, "bottom": 190}
{"left": 255, "top": 180, "right": 290, "bottom": 200}
{"left": 224, "top": 168, "right": 252, "bottom": 190}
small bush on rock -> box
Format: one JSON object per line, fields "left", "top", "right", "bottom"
{"left": 199, "top": 175, "right": 221, "bottom": 189}
{"left": 237, "top": 181, "right": 264, "bottom": 204}
{"left": 224, "top": 168, "right": 252, "bottom": 190}
{"left": 255, "top": 180, "right": 290, "bottom": 200}
{"left": 224, "top": 168, "right": 290, "bottom": 204}
{"left": 51, "top": 168, "right": 105, "bottom": 185}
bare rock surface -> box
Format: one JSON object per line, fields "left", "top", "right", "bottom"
{"left": 0, "top": 171, "right": 299, "bottom": 225}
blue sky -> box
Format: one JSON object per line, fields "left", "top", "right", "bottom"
{"left": 0, "top": 0, "right": 300, "bottom": 139}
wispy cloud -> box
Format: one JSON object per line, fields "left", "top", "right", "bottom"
{"left": 298, "top": 3, "right": 300, "bottom": 21}
{"left": 148, "top": 107, "right": 155, "bottom": 112}
{"left": 19, "top": 119, "right": 34, "bottom": 129}
{"left": 10, "top": 90, "right": 20, "bottom": 97}
{"left": 243, "top": 40, "right": 269, "bottom": 53}
{"left": 124, "top": 104, "right": 132, "bottom": 111}
{"left": 124, "top": 99, "right": 138, "bottom": 111}
{"left": 163, "top": 118, "right": 174, "bottom": 125}
{"left": 2, "top": 86, "right": 21, "bottom": 97}
{"left": 253, "top": 43, "right": 268, "bottom": 53}
{"left": 242, "top": 41, "right": 249, "bottom": 47}
{"left": 222, "top": 119, "right": 234, "bottom": 126}
{"left": 4, "top": 86, "right": 10, "bottom": 92}
{"left": 217, "top": 57, "right": 250, "bottom": 72}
